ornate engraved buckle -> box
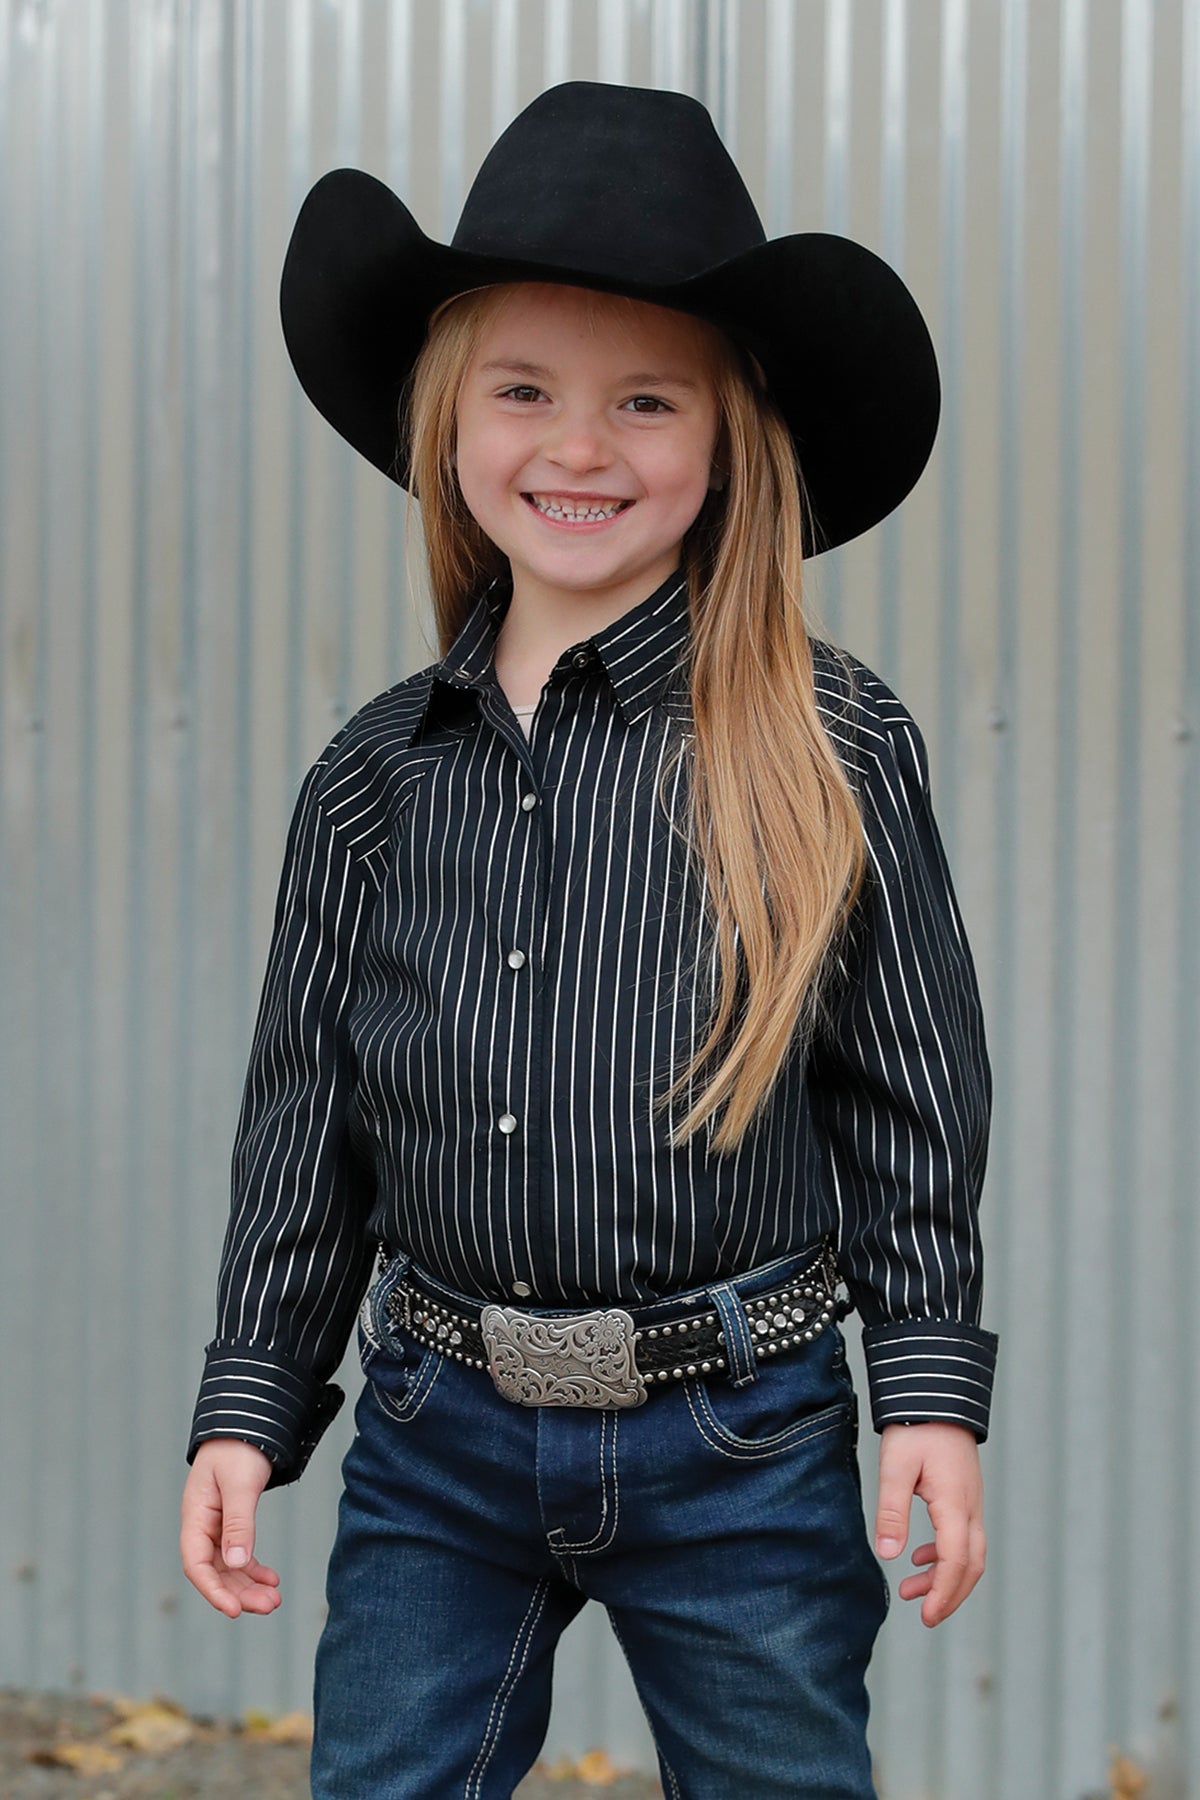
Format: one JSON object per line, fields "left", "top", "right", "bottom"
{"left": 479, "top": 1304, "right": 648, "bottom": 1408}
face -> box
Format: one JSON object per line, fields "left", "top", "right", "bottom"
{"left": 454, "top": 283, "right": 723, "bottom": 617}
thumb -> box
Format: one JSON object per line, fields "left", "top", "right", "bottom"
{"left": 216, "top": 1470, "right": 263, "bottom": 1570}
{"left": 875, "top": 1460, "right": 915, "bottom": 1560}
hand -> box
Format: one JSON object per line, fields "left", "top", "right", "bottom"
{"left": 874, "top": 1421, "right": 985, "bottom": 1626}
{"left": 180, "top": 1439, "right": 280, "bottom": 1618}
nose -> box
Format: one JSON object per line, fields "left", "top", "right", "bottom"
{"left": 543, "top": 406, "right": 614, "bottom": 473}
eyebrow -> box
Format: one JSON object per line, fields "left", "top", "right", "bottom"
{"left": 478, "top": 358, "right": 702, "bottom": 392}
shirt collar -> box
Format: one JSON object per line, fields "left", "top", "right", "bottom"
{"left": 416, "top": 561, "right": 693, "bottom": 741}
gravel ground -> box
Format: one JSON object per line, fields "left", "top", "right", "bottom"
{"left": 1, "top": 1690, "right": 662, "bottom": 1800}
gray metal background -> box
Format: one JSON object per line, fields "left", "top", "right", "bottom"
{"left": 2, "top": 2, "right": 1197, "bottom": 1795}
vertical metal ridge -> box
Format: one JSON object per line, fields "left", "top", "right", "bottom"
{"left": 544, "top": 0, "right": 571, "bottom": 89}
{"left": 715, "top": 0, "right": 737, "bottom": 153}
{"left": 440, "top": 0, "right": 467, "bottom": 236}
{"left": 906, "top": 93, "right": 965, "bottom": 1793}
{"left": 168, "top": 0, "right": 201, "bottom": 1706}
{"left": 387, "top": 0, "right": 417, "bottom": 681}
{"left": 990, "top": 3, "right": 1028, "bottom": 1791}
{"left": 490, "top": 0, "right": 517, "bottom": 140}
{"left": 650, "top": 0, "right": 690, "bottom": 90}
{"left": 123, "top": 0, "right": 157, "bottom": 1695}
{"left": 1109, "top": 0, "right": 1153, "bottom": 1759}
{"left": 333, "top": 0, "right": 363, "bottom": 743}
{"left": 27, "top": 0, "right": 58, "bottom": 1691}
{"left": 74, "top": 0, "right": 106, "bottom": 1701}
{"left": 935, "top": 0, "right": 967, "bottom": 851}
{"left": 876, "top": 0, "right": 907, "bottom": 686}
{"left": 597, "top": 0, "right": 631, "bottom": 85}
{"left": 0, "top": 0, "right": 10, "bottom": 1695}
{"left": 822, "top": 0, "right": 851, "bottom": 233}
{"left": 818, "top": 0, "right": 852, "bottom": 636}
{"left": 1177, "top": 3, "right": 1200, "bottom": 1786}
{"left": 283, "top": 1, "right": 313, "bottom": 839}
{"left": 763, "top": 0, "right": 794, "bottom": 232}
{"left": 1049, "top": 2, "right": 1090, "bottom": 1791}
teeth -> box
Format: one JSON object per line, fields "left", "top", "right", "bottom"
{"left": 529, "top": 495, "right": 628, "bottom": 522}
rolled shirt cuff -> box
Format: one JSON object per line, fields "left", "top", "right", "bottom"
{"left": 860, "top": 1319, "right": 999, "bottom": 1442}
{"left": 187, "top": 1342, "right": 345, "bottom": 1489}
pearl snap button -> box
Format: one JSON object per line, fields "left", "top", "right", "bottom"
{"left": 506, "top": 949, "right": 527, "bottom": 969}
{"left": 498, "top": 1112, "right": 518, "bottom": 1134}
{"left": 572, "top": 651, "right": 589, "bottom": 668}
{"left": 511, "top": 1281, "right": 533, "bottom": 1298}
{"left": 520, "top": 792, "right": 538, "bottom": 811}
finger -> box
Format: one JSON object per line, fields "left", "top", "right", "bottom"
{"left": 240, "top": 1556, "right": 281, "bottom": 1587}
{"left": 218, "top": 1567, "right": 282, "bottom": 1614}
{"left": 184, "top": 1551, "right": 282, "bottom": 1618}
{"left": 922, "top": 1516, "right": 972, "bottom": 1626}
{"left": 183, "top": 1552, "right": 245, "bottom": 1618}
{"left": 181, "top": 1483, "right": 240, "bottom": 1616}
{"left": 874, "top": 1467, "right": 916, "bottom": 1559}
{"left": 896, "top": 1540, "right": 936, "bottom": 1604}
{"left": 934, "top": 1518, "right": 986, "bottom": 1622}
{"left": 898, "top": 1570, "right": 935, "bottom": 1602}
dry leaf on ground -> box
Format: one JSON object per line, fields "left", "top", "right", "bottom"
{"left": 540, "top": 1747, "right": 628, "bottom": 1784}
{"left": 243, "top": 1709, "right": 314, "bottom": 1744}
{"left": 106, "top": 1699, "right": 195, "bottom": 1754}
{"left": 27, "top": 1740, "right": 126, "bottom": 1774}
{"left": 575, "top": 1747, "right": 626, "bottom": 1783}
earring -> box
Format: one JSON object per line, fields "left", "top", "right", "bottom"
{"left": 709, "top": 470, "right": 727, "bottom": 491}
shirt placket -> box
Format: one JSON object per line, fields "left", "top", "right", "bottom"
{"left": 474, "top": 674, "right": 559, "bottom": 1298}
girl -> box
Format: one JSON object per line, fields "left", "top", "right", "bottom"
{"left": 181, "top": 81, "right": 997, "bottom": 1800}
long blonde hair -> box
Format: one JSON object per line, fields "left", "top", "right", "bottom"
{"left": 397, "top": 282, "right": 868, "bottom": 1155}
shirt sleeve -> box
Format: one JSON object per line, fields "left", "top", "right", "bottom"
{"left": 186, "top": 747, "right": 378, "bottom": 1488}
{"left": 805, "top": 695, "right": 999, "bottom": 1441}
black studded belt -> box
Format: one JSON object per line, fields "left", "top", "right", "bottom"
{"left": 384, "top": 1237, "right": 847, "bottom": 1410}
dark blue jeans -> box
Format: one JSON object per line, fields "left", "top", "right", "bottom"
{"left": 310, "top": 1246, "right": 889, "bottom": 1799}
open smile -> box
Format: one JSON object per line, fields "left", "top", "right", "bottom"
{"left": 522, "top": 493, "right": 636, "bottom": 529}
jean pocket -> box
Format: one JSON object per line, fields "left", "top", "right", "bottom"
{"left": 364, "top": 1334, "right": 443, "bottom": 1423}
{"left": 684, "top": 1327, "right": 853, "bottom": 1460}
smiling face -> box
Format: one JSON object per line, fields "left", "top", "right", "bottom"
{"left": 454, "top": 282, "right": 724, "bottom": 619}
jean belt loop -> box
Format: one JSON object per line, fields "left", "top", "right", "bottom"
{"left": 707, "top": 1280, "right": 759, "bottom": 1388}
{"left": 370, "top": 1246, "right": 413, "bottom": 1344}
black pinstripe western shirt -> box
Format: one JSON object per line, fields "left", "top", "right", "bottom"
{"left": 188, "top": 563, "right": 998, "bottom": 1486}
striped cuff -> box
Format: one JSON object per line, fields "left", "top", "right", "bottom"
{"left": 860, "top": 1320, "right": 999, "bottom": 1443}
{"left": 187, "top": 1343, "right": 345, "bottom": 1489}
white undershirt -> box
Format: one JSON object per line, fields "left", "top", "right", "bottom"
{"left": 510, "top": 702, "right": 537, "bottom": 741}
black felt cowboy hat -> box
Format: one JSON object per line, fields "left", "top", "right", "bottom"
{"left": 279, "top": 79, "right": 940, "bottom": 558}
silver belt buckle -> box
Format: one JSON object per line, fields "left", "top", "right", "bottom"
{"left": 479, "top": 1304, "right": 648, "bottom": 1408}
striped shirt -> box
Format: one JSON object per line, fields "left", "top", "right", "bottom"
{"left": 188, "top": 562, "right": 998, "bottom": 1485}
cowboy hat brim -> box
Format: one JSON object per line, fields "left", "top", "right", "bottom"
{"left": 280, "top": 167, "right": 939, "bottom": 558}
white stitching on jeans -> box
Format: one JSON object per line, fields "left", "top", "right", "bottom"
{"left": 683, "top": 1382, "right": 849, "bottom": 1461}
{"left": 370, "top": 1351, "right": 442, "bottom": 1423}
{"left": 552, "top": 1412, "right": 621, "bottom": 1554}
{"left": 463, "top": 1576, "right": 551, "bottom": 1800}
{"left": 607, "top": 1611, "right": 683, "bottom": 1800}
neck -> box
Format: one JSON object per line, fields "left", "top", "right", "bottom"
{"left": 492, "top": 556, "right": 682, "bottom": 706}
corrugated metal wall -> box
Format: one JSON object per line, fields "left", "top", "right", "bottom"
{"left": 2, "top": 2, "right": 1197, "bottom": 1794}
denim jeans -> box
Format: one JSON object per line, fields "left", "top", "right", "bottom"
{"left": 310, "top": 1244, "right": 890, "bottom": 1800}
